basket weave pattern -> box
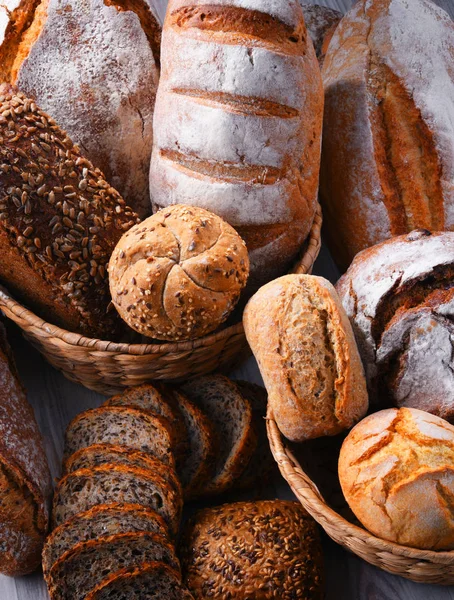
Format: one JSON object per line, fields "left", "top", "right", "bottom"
{"left": 0, "top": 206, "right": 322, "bottom": 395}
{"left": 267, "top": 414, "right": 454, "bottom": 585}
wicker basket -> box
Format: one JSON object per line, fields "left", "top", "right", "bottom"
{"left": 0, "top": 205, "right": 322, "bottom": 395}
{"left": 267, "top": 413, "right": 454, "bottom": 585}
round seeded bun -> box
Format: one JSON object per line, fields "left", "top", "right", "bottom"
{"left": 108, "top": 204, "right": 249, "bottom": 341}
{"left": 180, "top": 500, "right": 324, "bottom": 600}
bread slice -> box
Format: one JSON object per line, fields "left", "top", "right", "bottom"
{"left": 64, "top": 444, "right": 181, "bottom": 495}
{"left": 52, "top": 465, "right": 183, "bottom": 536}
{"left": 46, "top": 532, "right": 180, "bottom": 600}
{"left": 104, "top": 384, "right": 188, "bottom": 468}
{"left": 86, "top": 562, "right": 193, "bottom": 600}
{"left": 43, "top": 503, "right": 168, "bottom": 577}
{"left": 180, "top": 375, "right": 257, "bottom": 496}
{"left": 63, "top": 406, "right": 174, "bottom": 467}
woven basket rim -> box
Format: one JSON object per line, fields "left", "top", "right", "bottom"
{"left": 266, "top": 412, "right": 454, "bottom": 565}
{"left": 0, "top": 204, "right": 323, "bottom": 355}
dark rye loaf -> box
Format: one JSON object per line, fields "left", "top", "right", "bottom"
{"left": 46, "top": 532, "right": 180, "bottom": 600}
{"left": 52, "top": 465, "right": 183, "bottom": 536}
{"left": 42, "top": 504, "right": 168, "bottom": 577}
{"left": 0, "top": 85, "right": 138, "bottom": 338}
{"left": 63, "top": 406, "right": 174, "bottom": 467}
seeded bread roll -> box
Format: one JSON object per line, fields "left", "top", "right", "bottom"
{"left": 46, "top": 532, "right": 180, "bottom": 600}
{"left": 52, "top": 465, "right": 183, "bottom": 535}
{"left": 181, "top": 501, "right": 324, "bottom": 599}
{"left": 243, "top": 274, "right": 368, "bottom": 442}
{"left": 63, "top": 406, "right": 175, "bottom": 467}
{"left": 0, "top": 85, "right": 138, "bottom": 338}
{"left": 42, "top": 504, "right": 169, "bottom": 576}
{"left": 0, "top": 0, "right": 161, "bottom": 217}
{"left": 321, "top": 0, "right": 454, "bottom": 270}
{"left": 0, "top": 324, "right": 52, "bottom": 576}
{"left": 109, "top": 204, "right": 249, "bottom": 340}
{"left": 300, "top": 4, "right": 342, "bottom": 65}
{"left": 149, "top": 0, "right": 323, "bottom": 287}
{"left": 337, "top": 230, "right": 454, "bottom": 420}
{"left": 339, "top": 407, "right": 454, "bottom": 550}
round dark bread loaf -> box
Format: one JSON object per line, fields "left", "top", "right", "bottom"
{"left": 46, "top": 532, "right": 180, "bottom": 600}
{"left": 42, "top": 503, "right": 169, "bottom": 577}
{"left": 337, "top": 230, "right": 454, "bottom": 420}
{"left": 0, "top": 0, "right": 161, "bottom": 217}
{"left": 300, "top": 3, "right": 342, "bottom": 65}
{"left": 0, "top": 85, "right": 139, "bottom": 338}
{"left": 181, "top": 500, "right": 324, "bottom": 599}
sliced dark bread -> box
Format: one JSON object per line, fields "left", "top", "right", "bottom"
{"left": 180, "top": 375, "right": 257, "bottom": 496}
{"left": 104, "top": 384, "right": 188, "bottom": 466}
{"left": 64, "top": 444, "right": 181, "bottom": 495}
{"left": 46, "top": 532, "right": 180, "bottom": 600}
{"left": 63, "top": 406, "right": 174, "bottom": 467}
{"left": 86, "top": 562, "right": 193, "bottom": 600}
{"left": 52, "top": 465, "right": 183, "bottom": 536}
{"left": 163, "top": 387, "right": 217, "bottom": 500}
{"left": 43, "top": 504, "right": 169, "bottom": 576}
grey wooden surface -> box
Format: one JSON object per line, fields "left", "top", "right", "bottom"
{"left": 1, "top": 0, "right": 454, "bottom": 598}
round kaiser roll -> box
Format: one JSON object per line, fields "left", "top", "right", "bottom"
{"left": 180, "top": 500, "right": 324, "bottom": 600}
{"left": 109, "top": 205, "right": 249, "bottom": 341}
{"left": 339, "top": 407, "right": 454, "bottom": 550}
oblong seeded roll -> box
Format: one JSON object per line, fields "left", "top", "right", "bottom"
{"left": 243, "top": 274, "right": 368, "bottom": 442}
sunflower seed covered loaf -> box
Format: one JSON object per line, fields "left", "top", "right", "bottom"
{"left": 0, "top": 85, "right": 139, "bottom": 338}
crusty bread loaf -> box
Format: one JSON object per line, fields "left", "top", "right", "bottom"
{"left": 0, "top": 85, "right": 138, "bottom": 338}
{"left": 181, "top": 501, "right": 324, "bottom": 599}
{"left": 0, "top": 0, "right": 161, "bottom": 217}
{"left": 109, "top": 205, "right": 249, "bottom": 340}
{"left": 300, "top": 4, "right": 342, "bottom": 65}
{"left": 149, "top": 0, "right": 323, "bottom": 287}
{"left": 337, "top": 230, "right": 454, "bottom": 420}
{"left": 339, "top": 407, "right": 454, "bottom": 550}
{"left": 0, "top": 324, "right": 51, "bottom": 576}
{"left": 321, "top": 0, "right": 454, "bottom": 270}
{"left": 243, "top": 274, "right": 368, "bottom": 442}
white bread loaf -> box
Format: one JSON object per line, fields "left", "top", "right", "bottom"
{"left": 149, "top": 0, "right": 323, "bottom": 287}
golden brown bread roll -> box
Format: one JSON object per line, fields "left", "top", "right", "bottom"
{"left": 109, "top": 205, "right": 249, "bottom": 340}
{"left": 320, "top": 0, "right": 454, "bottom": 270}
{"left": 243, "top": 274, "right": 368, "bottom": 442}
{"left": 339, "top": 407, "right": 454, "bottom": 550}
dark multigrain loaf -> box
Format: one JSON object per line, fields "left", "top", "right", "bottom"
{"left": 52, "top": 465, "right": 183, "bottom": 536}
{"left": 104, "top": 384, "right": 188, "bottom": 467}
{"left": 0, "top": 323, "right": 51, "bottom": 576}
{"left": 46, "top": 532, "right": 180, "bottom": 600}
{"left": 0, "top": 0, "right": 161, "bottom": 217}
{"left": 181, "top": 501, "right": 324, "bottom": 599}
{"left": 42, "top": 504, "right": 169, "bottom": 577}
{"left": 86, "top": 562, "right": 194, "bottom": 600}
{"left": 64, "top": 444, "right": 181, "bottom": 495}
{"left": 63, "top": 406, "right": 174, "bottom": 467}
{"left": 300, "top": 4, "right": 342, "bottom": 65}
{"left": 180, "top": 375, "right": 256, "bottom": 496}
{"left": 0, "top": 85, "right": 138, "bottom": 337}
{"left": 337, "top": 230, "right": 454, "bottom": 420}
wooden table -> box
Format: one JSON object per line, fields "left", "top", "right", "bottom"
{"left": 2, "top": 0, "right": 454, "bottom": 598}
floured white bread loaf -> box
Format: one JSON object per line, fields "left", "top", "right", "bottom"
{"left": 337, "top": 230, "right": 454, "bottom": 422}
{"left": 0, "top": 0, "right": 161, "bottom": 217}
{"left": 339, "top": 407, "right": 454, "bottom": 550}
{"left": 321, "top": 0, "right": 454, "bottom": 270}
{"left": 150, "top": 0, "right": 323, "bottom": 287}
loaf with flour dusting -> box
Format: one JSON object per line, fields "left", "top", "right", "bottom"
{"left": 321, "top": 0, "right": 454, "bottom": 270}
{"left": 337, "top": 229, "right": 454, "bottom": 421}
{"left": 300, "top": 4, "right": 342, "bottom": 65}
{"left": 149, "top": 0, "right": 323, "bottom": 286}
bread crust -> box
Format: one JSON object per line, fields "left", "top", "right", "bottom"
{"left": 243, "top": 274, "right": 368, "bottom": 442}
{"left": 300, "top": 3, "right": 342, "bottom": 65}
{"left": 339, "top": 407, "right": 454, "bottom": 550}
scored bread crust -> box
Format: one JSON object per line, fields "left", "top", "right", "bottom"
{"left": 321, "top": 0, "right": 454, "bottom": 270}
{"left": 0, "top": 0, "right": 161, "bottom": 217}
{"left": 339, "top": 407, "right": 454, "bottom": 550}
{"left": 149, "top": 0, "right": 323, "bottom": 287}
{"left": 243, "top": 274, "right": 368, "bottom": 442}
